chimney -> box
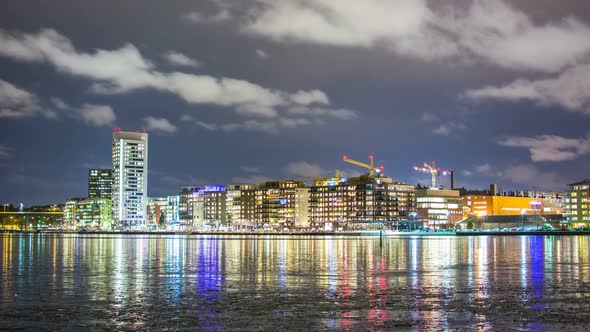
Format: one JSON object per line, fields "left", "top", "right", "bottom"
{"left": 490, "top": 184, "right": 497, "bottom": 196}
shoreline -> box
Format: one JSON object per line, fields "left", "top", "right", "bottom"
{"left": 1, "top": 229, "right": 590, "bottom": 237}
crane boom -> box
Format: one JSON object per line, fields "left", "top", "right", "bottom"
{"left": 413, "top": 160, "right": 451, "bottom": 188}
{"left": 342, "top": 155, "right": 383, "bottom": 176}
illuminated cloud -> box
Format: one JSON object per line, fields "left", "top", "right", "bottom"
{"left": 144, "top": 116, "right": 177, "bottom": 134}
{"left": 0, "top": 145, "right": 11, "bottom": 159}
{"left": 0, "top": 79, "right": 56, "bottom": 119}
{"left": 465, "top": 64, "right": 590, "bottom": 114}
{"left": 182, "top": 10, "right": 231, "bottom": 24}
{"left": 0, "top": 28, "right": 357, "bottom": 132}
{"left": 50, "top": 97, "right": 116, "bottom": 127}
{"left": 287, "top": 161, "right": 324, "bottom": 178}
{"left": 503, "top": 164, "right": 565, "bottom": 191}
{"left": 240, "top": 0, "right": 590, "bottom": 72}
{"left": 163, "top": 51, "right": 201, "bottom": 68}
{"left": 79, "top": 104, "right": 116, "bottom": 127}
{"left": 498, "top": 134, "right": 590, "bottom": 162}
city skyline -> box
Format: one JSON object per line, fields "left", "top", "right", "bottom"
{"left": 2, "top": 0, "right": 590, "bottom": 206}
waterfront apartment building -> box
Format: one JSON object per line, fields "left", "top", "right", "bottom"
{"left": 88, "top": 169, "right": 112, "bottom": 199}
{"left": 254, "top": 180, "right": 306, "bottom": 230}
{"left": 112, "top": 130, "right": 148, "bottom": 229}
{"left": 567, "top": 179, "right": 590, "bottom": 228}
{"left": 226, "top": 184, "right": 256, "bottom": 229}
{"left": 416, "top": 188, "right": 462, "bottom": 228}
{"left": 309, "top": 175, "right": 416, "bottom": 229}
{"left": 294, "top": 187, "right": 310, "bottom": 228}
{"left": 64, "top": 197, "right": 112, "bottom": 230}
{"left": 179, "top": 186, "right": 227, "bottom": 229}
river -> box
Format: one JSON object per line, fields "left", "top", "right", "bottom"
{"left": 1, "top": 234, "right": 589, "bottom": 331}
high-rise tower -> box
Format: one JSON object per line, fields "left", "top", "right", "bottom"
{"left": 88, "top": 169, "right": 112, "bottom": 199}
{"left": 112, "top": 129, "right": 148, "bottom": 229}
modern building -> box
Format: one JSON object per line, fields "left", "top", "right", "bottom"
{"left": 88, "top": 169, "right": 112, "bottom": 199}
{"left": 463, "top": 195, "right": 546, "bottom": 218}
{"left": 309, "top": 175, "right": 416, "bottom": 230}
{"left": 254, "top": 180, "right": 306, "bottom": 230}
{"left": 226, "top": 184, "right": 256, "bottom": 229}
{"left": 112, "top": 130, "right": 148, "bottom": 229}
{"left": 416, "top": 188, "right": 462, "bottom": 228}
{"left": 294, "top": 187, "right": 310, "bottom": 228}
{"left": 64, "top": 197, "right": 112, "bottom": 230}
{"left": 147, "top": 197, "right": 167, "bottom": 227}
{"left": 166, "top": 195, "right": 180, "bottom": 228}
{"left": 179, "top": 186, "right": 227, "bottom": 229}
{"left": 567, "top": 179, "right": 590, "bottom": 228}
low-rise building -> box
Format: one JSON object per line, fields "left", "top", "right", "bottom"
{"left": 147, "top": 197, "right": 167, "bottom": 228}
{"left": 416, "top": 188, "right": 462, "bottom": 228}
{"left": 567, "top": 179, "right": 590, "bottom": 228}
{"left": 64, "top": 197, "right": 112, "bottom": 230}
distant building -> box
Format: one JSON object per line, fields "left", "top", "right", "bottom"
{"left": 416, "top": 188, "right": 462, "bottom": 228}
{"left": 88, "top": 169, "right": 112, "bottom": 199}
{"left": 567, "top": 179, "right": 590, "bottom": 228}
{"left": 309, "top": 175, "right": 416, "bottom": 230}
{"left": 463, "top": 195, "right": 546, "bottom": 218}
{"left": 226, "top": 184, "right": 256, "bottom": 229}
{"left": 112, "top": 130, "right": 148, "bottom": 229}
{"left": 254, "top": 180, "right": 306, "bottom": 230}
{"left": 294, "top": 187, "right": 310, "bottom": 228}
{"left": 147, "top": 197, "right": 167, "bottom": 227}
{"left": 166, "top": 195, "right": 180, "bottom": 227}
{"left": 179, "top": 186, "right": 227, "bottom": 229}
{"left": 64, "top": 197, "right": 112, "bottom": 230}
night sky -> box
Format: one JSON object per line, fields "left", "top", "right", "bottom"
{"left": 1, "top": 0, "right": 590, "bottom": 206}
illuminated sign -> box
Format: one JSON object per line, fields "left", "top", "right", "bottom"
{"left": 279, "top": 198, "right": 288, "bottom": 205}
{"left": 202, "top": 186, "right": 225, "bottom": 192}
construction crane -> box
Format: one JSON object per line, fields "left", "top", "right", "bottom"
{"left": 413, "top": 161, "right": 451, "bottom": 188}
{"left": 342, "top": 155, "right": 384, "bottom": 176}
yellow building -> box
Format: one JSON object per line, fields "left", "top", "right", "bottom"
{"left": 463, "top": 196, "right": 548, "bottom": 218}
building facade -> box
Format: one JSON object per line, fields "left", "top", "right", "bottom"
{"left": 64, "top": 197, "right": 112, "bottom": 230}
{"left": 309, "top": 175, "right": 416, "bottom": 230}
{"left": 88, "top": 169, "right": 112, "bottom": 199}
{"left": 147, "top": 197, "right": 167, "bottom": 227}
{"left": 254, "top": 180, "right": 306, "bottom": 230}
{"left": 463, "top": 195, "right": 546, "bottom": 218}
{"left": 226, "top": 184, "right": 256, "bottom": 229}
{"left": 294, "top": 187, "right": 310, "bottom": 228}
{"left": 166, "top": 195, "right": 180, "bottom": 227}
{"left": 179, "top": 186, "right": 227, "bottom": 229}
{"left": 112, "top": 130, "right": 148, "bottom": 229}
{"left": 567, "top": 179, "right": 590, "bottom": 228}
{"left": 416, "top": 188, "right": 462, "bottom": 228}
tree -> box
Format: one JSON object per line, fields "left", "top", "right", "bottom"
{"left": 467, "top": 219, "right": 474, "bottom": 230}
{"left": 100, "top": 199, "right": 113, "bottom": 230}
{"left": 159, "top": 213, "right": 166, "bottom": 229}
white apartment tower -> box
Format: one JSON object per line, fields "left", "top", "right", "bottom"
{"left": 112, "top": 130, "right": 148, "bottom": 229}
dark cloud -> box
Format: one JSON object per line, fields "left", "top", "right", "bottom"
{"left": 1, "top": 0, "right": 589, "bottom": 204}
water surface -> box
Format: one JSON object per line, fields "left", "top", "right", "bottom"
{"left": 1, "top": 234, "right": 590, "bottom": 331}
